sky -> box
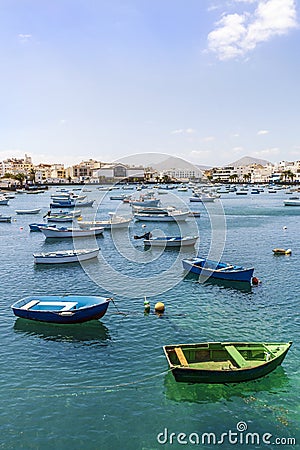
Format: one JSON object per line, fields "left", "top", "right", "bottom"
{"left": 0, "top": 0, "right": 300, "bottom": 167}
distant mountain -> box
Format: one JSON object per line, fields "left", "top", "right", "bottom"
{"left": 151, "top": 156, "right": 202, "bottom": 171}
{"left": 118, "top": 154, "right": 205, "bottom": 172}
{"left": 227, "top": 156, "right": 271, "bottom": 167}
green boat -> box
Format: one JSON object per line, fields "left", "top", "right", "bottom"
{"left": 163, "top": 341, "right": 292, "bottom": 384}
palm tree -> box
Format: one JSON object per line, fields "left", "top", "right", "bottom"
{"left": 13, "top": 173, "right": 26, "bottom": 186}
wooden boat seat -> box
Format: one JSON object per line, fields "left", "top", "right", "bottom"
{"left": 174, "top": 347, "right": 189, "bottom": 366}
{"left": 216, "top": 265, "right": 234, "bottom": 272}
{"left": 21, "top": 300, "right": 40, "bottom": 310}
{"left": 224, "top": 345, "right": 250, "bottom": 368}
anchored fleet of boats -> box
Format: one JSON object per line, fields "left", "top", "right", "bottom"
{"left": 3, "top": 183, "right": 296, "bottom": 384}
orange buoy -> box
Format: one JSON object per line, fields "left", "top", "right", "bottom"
{"left": 155, "top": 302, "right": 165, "bottom": 312}
{"left": 252, "top": 277, "right": 259, "bottom": 285}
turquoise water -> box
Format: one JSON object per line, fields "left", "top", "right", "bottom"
{"left": 0, "top": 187, "right": 299, "bottom": 449}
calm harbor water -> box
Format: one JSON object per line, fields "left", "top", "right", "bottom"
{"left": 0, "top": 186, "right": 299, "bottom": 450}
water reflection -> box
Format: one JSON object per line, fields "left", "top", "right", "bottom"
{"left": 183, "top": 272, "right": 252, "bottom": 293}
{"left": 164, "top": 367, "right": 289, "bottom": 404}
{"left": 13, "top": 318, "right": 111, "bottom": 345}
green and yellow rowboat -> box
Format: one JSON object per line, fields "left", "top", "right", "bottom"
{"left": 163, "top": 341, "right": 292, "bottom": 384}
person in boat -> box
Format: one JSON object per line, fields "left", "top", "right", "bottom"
{"left": 43, "top": 210, "right": 51, "bottom": 218}
{"left": 134, "top": 231, "right": 153, "bottom": 240}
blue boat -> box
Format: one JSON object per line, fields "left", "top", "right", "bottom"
{"left": 11, "top": 295, "right": 111, "bottom": 324}
{"left": 182, "top": 257, "right": 254, "bottom": 282}
{"left": 29, "top": 223, "right": 57, "bottom": 232}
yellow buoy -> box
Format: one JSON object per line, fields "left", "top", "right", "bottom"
{"left": 155, "top": 302, "right": 165, "bottom": 312}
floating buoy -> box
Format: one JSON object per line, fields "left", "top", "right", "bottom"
{"left": 283, "top": 226, "right": 287, "bottom": 230}
{"left": 77, "top": 216, "right": 82, "bottom": 221}
{"left": 155, "top": 302, "right": 165, "bottom": 312}
{"left": 144, "top": 297, "right": 150, "bottom": 313}
{"left": 142, "top": 224, "right": 146, "bottom": 228}
{"left": 20, "top": 227, "right": 23, "bottom": 230}
{"left": 252, "top": 277, "right": 260, "bottom": 285}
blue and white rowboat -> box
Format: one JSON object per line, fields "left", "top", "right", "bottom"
{"left": 11, "top": 295, "right": 111, "bottom": 324}
{"left": 182, "top": 258, "right": 254, "bottom": 282}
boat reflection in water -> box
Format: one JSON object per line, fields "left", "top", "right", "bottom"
{"left": 164, "top": 366, "right": 289, "bottom": 404}
{"left": 183, "top": 272, "right": 253, "bottom": 293}
{"left": 13, "top": 318, "right": 111, "bottom": 346}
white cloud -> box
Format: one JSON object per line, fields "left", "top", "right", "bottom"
{"left": 203, "top": 136, "right": 215, "bottom": 142}
{"left": 257, "top": 129, "right": 269, "bottom": 135}
{"left": 18, "top": 34, "right": 32, "bottom": 42}
{"left": 208, "top": 0, "right": 298, "bottom": 60}
{"left": 171, "top": 128, "right": 197, "bottom": 134}
{"left": 253, "top": 147, "right": 280, "bottom": 156}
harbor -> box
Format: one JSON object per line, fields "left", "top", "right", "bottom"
{"left": 0, "top": 184, "right": 299, "bottom": 449}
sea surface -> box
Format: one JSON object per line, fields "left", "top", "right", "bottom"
{"left": 0, "top": 186, "right": 299, "bottom": 450}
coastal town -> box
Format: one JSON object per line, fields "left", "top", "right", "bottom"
{"left": 0, "top": 153, "right": 300, "bottom": 186}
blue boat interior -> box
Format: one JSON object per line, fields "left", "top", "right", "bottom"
{"left": 191, "top": 258, "right": 243, "bottom": 271}
{"left": 14, "top": 296, "right": 106, "bottom": 312}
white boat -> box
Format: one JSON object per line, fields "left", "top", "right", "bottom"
{"left": 284, "top": 200, "right": 300, "bottom": 206}
{"left": 15, "top": 209, "right": 41, "bottom": 214}
{"left": 130, "top": 199, "right": 160, "bottom": 207}
{"left": 0, "top": 196, "right": 9, "bottom": 205}
{"left": 39, "top": 226, "right": 104, "bottom": 238}
{"left": 177, "top": 186, "right": 188, "bottom": 192}
{"left": 0, "top": 215, "right": 12, "bottom": 222}
{"left": 33, "top": 248, "right": 100, "bottom": 264}
{"left": 47, "top": 215, "right": 74, "bottom": 222}
{"left": 190, "top": 194, "right": 215, "bottom": 203}
{"left": 144, "top": 236, "right": 198, "bottom": 247}
{"left": 134, "top": 210, "right": 189, "bottom": 222}
{"left": 49, "top": 209, "right": 82, "bottom": 217}
{"left": 79, "top": 215, "right": 131, "bottom": 230}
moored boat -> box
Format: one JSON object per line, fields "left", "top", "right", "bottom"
{"left": 144, "top": 236, "right": 199, "bottom": 248}
{"left": 15, "top": 208, "right": 41, "bottom": 214}
{"left": 284, "top": 200, "right": 300, "bottom": 206}
{"left": 272, "top": 248, "right": 292, "bottom": 255}
{"left": 0, "top": 215, "right": 12, "bottom": 222}
{"left": 163, "top": 341, "right": 292, "bottom": 383}
{"left": 29, "top": 223, "right": 56, "bottom": 232}
{"left": 78, "top": 215, "right": 131, "bottom": 230}
{"left": 50, "top": 200, "right": 94, "bottom": 208}
{"left": 11, "top": 295, "right": 111, "bottom": 324}
{"left": 182, "top": 257, "right": 254, "bottom": 282}
{"left": 134, "top": 210, "right": 189, "bottom": 222}
{"left": 39, "top": 226, "right": 104, "bottom": 238}
{"left": 0, "top": 196, "right": 9, "bottom": 205}
{"left": 47, "top": 215, "right": 74, "bottom": 222}
{"left": 33, "top": 248, "right": 99, "bottom": 264}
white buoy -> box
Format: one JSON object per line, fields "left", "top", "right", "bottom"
{"left": 283, "top": 226, "right": 287, "bottom": 230}
{"left": 142, "top": 224, "right": 146, "bottom": 228}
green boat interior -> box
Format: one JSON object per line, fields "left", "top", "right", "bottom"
{"left": 167, "top": 343, "right": 286, "bottom": 371}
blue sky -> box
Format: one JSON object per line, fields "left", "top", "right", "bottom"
{"left": 0, "top": 0, "right": 299, "bottom": 167}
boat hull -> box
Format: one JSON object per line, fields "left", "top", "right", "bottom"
{"left": 182, "top": 258, "right": 254, "bottom": 282}
{"left": 11, "top": 295, "right": 110, "bottom": 324}
{"left": 144, "top": 236, "right": 198, "bottom": 247}
{"left": 164, "top": 342, "right": 292, "bottom": 384}
{"left": 40, "top": 226, "right": 104, "bottom": 238}
{"left": 16, "top": 209, "right": 41, "bottom": 214}
{"left": 134, "top": 212, "right": 189, "bottom": 222}
{"left": 33, "top": 249, "right": 99, "bottom": 264}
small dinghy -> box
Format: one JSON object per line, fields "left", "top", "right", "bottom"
{"left": 33, "top": 248, "right": 99, "bottom": 264}
{"left": 29, "top": 223, "right": 56, "bottom": 232}
{"left": 182, "top": 257, "right": 254, "bottom": 282}
{"left": 272, "top": 248, "right": 292, "bottom": 255}
{"left": 47, "top": 215, "right": 74, "bottom": 223}
{"left": 16, "top": 209, "right": 41, "bottom": 215}
{"left": 0, "top": 215, "right": 12, "bottom": 222}
{"left": 11, "top": 295, "right": 111, "bottom": 324}
{"left": 143, "top": 236, "right": 199, "bottom": 248}
{"left": 163, "top": 341, "right": 292, "bottom": 383}
{"left": 79, "top": 215, "right": 131, "bottom": 230}
{"left": 39, "top": 226, "right": 104, "bottom": 238}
